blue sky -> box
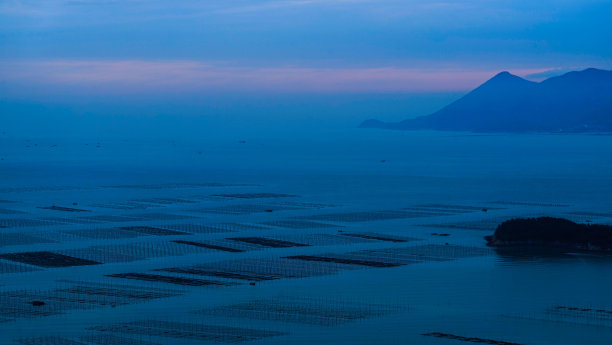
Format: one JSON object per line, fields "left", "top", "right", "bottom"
{"left": 1, "top": 0, "right": 611, "bottom": 97}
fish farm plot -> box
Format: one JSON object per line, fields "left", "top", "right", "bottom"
{"left": 62, "top": 228, "right": 144, "bottom": 240}
{"left": 284, "top": 244, "right": 493, "bottom": 268}
{"left": 37, "top": 206, "right": 90, "bottom": 213}
{"left": 264, "top": 233, "right": 404, "bottom": 246}
{"left": 422, "top": 332, "right": 526, "bottom": 345}
{"left": 17, "top": 335, "right": 163, "bottom": 345}
{"left": 199, "top": 297, "right": 398, "bottom": 326}
{"left": 159, "top": 244, "right": 492, "bottom": 284}
{"left": 293, "top": 209, "right": 453, "bottom": 223}
{"left": 158, "top": 257, "right": 351, "bottom": 282}
{"left": 106, "top": 273, "right": 240, "bottom": 287}
{"left": 268, "top": 201, "right": 338, "bottom": 209}
{"left": 16, "top": 336, "right": 89, "bottom": 345}
{"left": 565, "top": 211, "right": 612, "bottom": 218}
{"left": 127, "top": 213, "right": 198, "bottom": 221}
{"left": 487, "top": 201, "right": 570, "bottom": 207}
{"left": 1, "top": 281, "right": 182, "bottom": 320}
{"left": 258, "top": 220, "right": 341, "bottom": 229}
{"left": 170, "top": 232, "right": 390, "bottom": 254}
{"left": 0, "top": 218, "right": 57, "bottom": 228}
{"left": 129, "top": 198, "right": 198, "bottom": 205}
{"left": 88, "top": 320, "right": 287, "bottom": 343}
{"left": 79, "top": 334, "right": 163, "bottom": 345}
{"left": 89, "top": 202, "right": 160, "bottom": 210}
{"left": 117, "top": 226, "right": 190, "bottom": 236}
{"left": 105, "top": 183, "right": 250, "bottom": 190}
{"left": 337, "top": 232, "right": 414, "bottom": 243}
{"left": 545, "top": 305, "right": 612, "bottom": 327}
{"left": 163, "top": 223, "right": 270, "bottom": 234}
{"left": 210, "top": 193, "right": 297, "bottom": 199}
{"left": 0, "top": 251, "right": 102, "bottom": 268}
{"left": 171, "top": 240, "right": 246, "bottom": 253}
{"left": 58, "top": 240, "right": 212, "bottom": 264}
{"left": 0, "top": 186, "right": 82, "bottom": 193}
{"left": 0, "top": 260, "right": 40, "bottom": 274}
{"left": 0, "top": 233, "right": 55, "bottom": 247}
{"left": 0, "top": 208, "right": 26, "bottom": 215}
{"left": 413, "top": 204, "right": 500, "bottom": 212}
{"left": 191, "top": 204, "right": 303, "bottom": 215}
{"left": 74, "top": 215, "right": 146, "bottom": 224}
{"left": 36, "top": 217, "right": 103, "bottom": 225}
{"left": 226, "top": 237, "right": 310, "bottom": 248}
{"left": 419, "top": 217, "right": 513, "bottom": 231}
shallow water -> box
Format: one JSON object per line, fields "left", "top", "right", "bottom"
{"left": 1, "top": 129, "right": 612, "bottom": 344}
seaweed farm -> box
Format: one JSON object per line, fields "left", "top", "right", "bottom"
{"left": 3, "top": 132, "right": 612, "bottom": 345}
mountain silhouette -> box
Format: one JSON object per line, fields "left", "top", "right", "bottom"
{"left": 361, "top": 68, "right": 612, "bottom": 132}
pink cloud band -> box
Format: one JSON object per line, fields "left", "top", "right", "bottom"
{"left": 1, "top": 59, "right": 550, "bottom": 94}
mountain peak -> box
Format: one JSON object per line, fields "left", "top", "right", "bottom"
{"left": 487, "top": 71, "right": 527, "bottom": 83}
{"left": 360, "top": 67, "right": 612, "bottom": 132}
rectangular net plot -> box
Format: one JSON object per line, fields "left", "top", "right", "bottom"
{"left": 171, "top": 240, "right": 246, "bottom": 253}
{"left": 487, "top": 201, "right": 569, "bottom": 207}
{"left": 159, "top": 257, "right": 348, "bottom": 282}
{"left": 106, "top": 183, "right": 248, "bottom": 189}
{"left": 422, "top": 332, "right": 526, "bottom": 345}
{"left": 130, "top": 198, "right": 198, "bottom": 205}
{"left": 546, "top": 305, "right": 612, "bottom": 327}
{"left": 79, "top": 334, "right": 163, "bottom": 345}
{"left": 227, "top": 237, "right": 310, "bottom": 248}
{"left": 285, "top": 244, "right": 492, "bottom": 268}
{"left": 272, "top": 233, "right": 379, "bottom": 246}
{"left": 270, "top": 201, "right": 338, "bottom": 209}
{"left": 566, "top": 211, "right": 612, "bottom": 218}
{"left": 106, "top": 273, "right": 240, "bottom": 287}
{"left": 199, "top": 297, "right": 396, "bottom": 326}
{"left": 338, "top": 232, "right": 415, "bottom": 243}
{"left": 0, "top": 283, "right": 181, "bottom": 320}
{"left": 259, "top": 220, "right": 341, "bottom": 229}
{"left": 419, "top": 217, "right": 511, "bottom": 231}
{"left": 118, "top": 226, "right": 191, "bottom": 236}
{"left": 163, "top": 223, "right": 268, "bottom": 234}
{"left": 1, "top": 282, "right": 182, "bottom": 321}
{"left": 37, "top": 217, "right": 102, "bottom": 225}
{"left": 0, "top": 218, "right": 57, "bottom": 228}
{"left": 0, "top": 260, "right": 40, "bottom": 274}
{"left": 0, "top": 233, "right": 55, "bottom": 247}
{"left": 60, "top": 241, "right": 211, "bottom": 264}
{"left": 210, "top": 193, "right": 297, "bottom": 199}
{"left": 38, "top": 206, "right": 89, "bottom": 213}
{"left": 362, "top": 244, "right": 493, "bottom": 262}
{"left": 129, "top": 213, "right": 198, "bottom": 221}
{"left": 192, "top": 204, "right": 302, "bottom": 215}
{"left": 76, "top": 215, "right": 145, "bottom": 223}
{"left": 88, "top": 320, "right": 287, "bottom": 343}
{"left": 283, "top": 255, "right": 401, "bottom": 268}
{"left": 0, "top": 251, "right": 102, "bottom": 268}
{"left": 16, "top": 337, "right": 88, "bottom": 345}
{"left": 413, "top": 204, "right": 493, "bottom": 212}
{"left": 63, "top": 228, "right": 143, "bottom": 240}
{"left": 0, "top": 208, "right": 25, "bottom": 215}
{"left": 294, "top": 210, "right": 448, "bottom": 223}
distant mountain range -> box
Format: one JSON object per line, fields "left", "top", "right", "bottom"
{"left": 361, "top": 68, "right": 612, "bottom": 132}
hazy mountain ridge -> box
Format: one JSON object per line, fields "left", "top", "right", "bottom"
{"left": 361, "top": 68, "right": 612, "bottom": 132}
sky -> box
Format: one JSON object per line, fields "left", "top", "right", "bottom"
{"left": 0, "top": 0, "right": 611, "bottom": 137}
{"left": 1, "top": 0, "right": 611, "bottom": 97}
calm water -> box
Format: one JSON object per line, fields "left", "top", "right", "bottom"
{"left": 1, "top": 129, "right": 612, "bottom": 344}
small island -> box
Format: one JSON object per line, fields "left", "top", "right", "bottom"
{"left": 485, "top": 217, "right": 612, "bottom": 251}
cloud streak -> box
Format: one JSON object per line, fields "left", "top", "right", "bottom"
{"left": 0, "top": 59, "right": 551, "bottom": 95}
